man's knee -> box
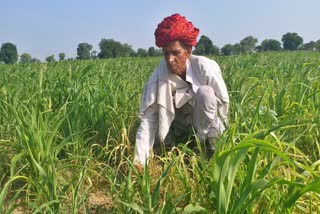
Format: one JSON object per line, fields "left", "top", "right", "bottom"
{"left": 196, "top": 86, "right": 216, "bottom": 106}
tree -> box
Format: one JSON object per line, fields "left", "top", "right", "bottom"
{"left": 281, "top": 32, "right": 303, "bottom": 51}
{"left": 221, "top": 44, "right": 234, "bottom": 56}
{"left": 232, "top": 43, "right": 242, "bottom": 55}
{"left": 316, "top": 40, "right": 320, "bottom": 51}
{"left": 45, "top": 55, "right": 55, "bottom": 63}
{"left": 221, "top": 43, "right": 247, "bottom": 56}
{"left": 98, "top": 39, "right": 135, "bottom": 58}
{"left": 147, "top": 47, "right": 161, "bottom": 56}
{"left": 193, "top": 35, "right": 219, "bottom": 56}
{"left": 31, "top": 58, "right": 41, "bottom": 63}
{"left": 77, "top": 43, "right": 93, "bottom": 60}
{"left": 58, "top": 53, "right": 65, "bottom": 61}
{"left": 301, "top": 41, "right": 317, "bottom": 51}
{"left": 20, "top": 53, "right": 32, "bottom": 63}
{"left": 91, "top": 50, "right": 98, "bottom": 59}
{"left": 137, "top": 48, "right": 148, "bottom": 57}
{"left": 122, "top": 43, "right": 135, "bottom": 57}
{"left": 98, "top": 39, "right": 120, "bottom": 58}
{"left": 258, "top": 39, "right": 282, "bottom": 52}
{"left": 240, "top": 36, "right": 258, "bottom": 53}
{"left": 0, "top": 42, "right": 18, "bottom": 64}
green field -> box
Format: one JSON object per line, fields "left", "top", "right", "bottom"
{"left": 0, "top": 52, "right": 319, "bottom": 213}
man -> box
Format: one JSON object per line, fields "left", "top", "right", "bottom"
{"left": 134, "top": 13, "right": 229, "bottom": 166}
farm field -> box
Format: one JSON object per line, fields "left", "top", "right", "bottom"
{"left": 0, "top": 52, "right": 319, "bottom": 213}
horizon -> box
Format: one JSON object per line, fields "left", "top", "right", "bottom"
{"left": 1, "top": 0, "right": 320, "bottom": 61}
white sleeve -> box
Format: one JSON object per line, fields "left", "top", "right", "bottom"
{"left": 134, "top": 104, "right": 158, "bottom": 166}
{"left": 207, "top": 61, "right": 229, "bottom": 125}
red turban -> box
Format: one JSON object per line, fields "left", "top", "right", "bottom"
{"left": 154, "top": 13, "right": 199, "bottom": 48}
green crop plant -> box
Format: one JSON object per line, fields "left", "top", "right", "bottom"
{"left": 0, "top": 52, "right": 319, "bottom": 213}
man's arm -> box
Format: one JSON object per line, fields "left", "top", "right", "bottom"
{"left": 134, "top": 104, "right": 158, "bottom": 166}
{"left": 206, "top": 60, "right": 229, "bottom": 124}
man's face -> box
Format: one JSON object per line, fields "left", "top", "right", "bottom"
{"left": 163, "top": 40, "right": 191, "bottom": 78}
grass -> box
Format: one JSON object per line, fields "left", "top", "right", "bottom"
{"left": 0, "top": 52, "right": 319, "bottom": 213}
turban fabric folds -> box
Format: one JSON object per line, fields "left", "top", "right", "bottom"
{"left": 154, "top": 13, "right": 199, "bottom": 48}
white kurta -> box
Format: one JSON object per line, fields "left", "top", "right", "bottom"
{"left": 135, "top": 55, "right": 229, "bottom": 165}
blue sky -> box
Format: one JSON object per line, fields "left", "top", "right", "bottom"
{"left": 1, "top": 0, "right": 320, "bottom": 60}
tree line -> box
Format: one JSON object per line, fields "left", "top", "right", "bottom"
{"left": 1, "top": 32, "right": 319, "bottom": 64}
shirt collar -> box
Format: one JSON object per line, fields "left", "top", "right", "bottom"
{"left": 185, "top": 57, "right": 201, "bottom": 92}
{"left": 185, "top": 58, "right": 192, "bottom": 83}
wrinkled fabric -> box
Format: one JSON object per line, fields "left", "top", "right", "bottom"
{"left": 193, "top": 86, "right": 224, "bottom": 141}
{"left": 134, "top": 55, "right": 229, "bottom": 165}
{"left": 155, "top": 13, "right": 199, "bottom": 47}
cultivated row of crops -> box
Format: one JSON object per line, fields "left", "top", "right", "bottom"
{"left": 0, "top": 52, "right": 319, "bottom": 213}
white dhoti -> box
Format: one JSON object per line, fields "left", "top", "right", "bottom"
{"left": 135, "top": 55, "right": 229, "bottom": 166}
{"left": 172, "top": 85, "right": 224, "bottom": 143}
{"left": 193, "top": 85, "right": 225, "bottom": 141}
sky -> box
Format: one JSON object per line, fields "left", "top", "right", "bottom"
{"left": 1, "top": 0, "right": 320, "bottom": 61}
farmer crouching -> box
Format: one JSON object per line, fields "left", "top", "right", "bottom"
{"left": 134, "top": 13, "right": 229, "bottom": 167}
